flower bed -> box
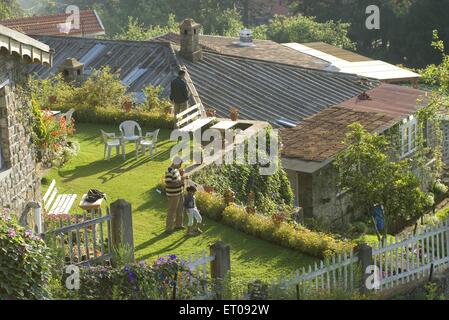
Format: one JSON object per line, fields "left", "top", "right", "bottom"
{"left": 54, "top": 255, "right": 204, "bottom": 300}
{"left": 0, "top": 208, "right": 54, "bottom": 300}
{"left": 196, "top": 193, "right": 355, "bottom": 259}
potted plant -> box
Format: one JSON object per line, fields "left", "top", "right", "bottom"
{"left": 206, "top": 108, "right": 216, "bottom": 117}
{"left": 122, "top": 97, "right": 133, "bottom": 112}
{"left": 246, "top": 191, "right": 256, "bottom": 214}
{"left": 204, "top": 186, "right": 215, "bottom": 194}
{"left": 164, "top": 106, "right": 173, "bottom": 115}
{"left": 224, "top": 189, "right": 236, "bottom": 206}
{"left": 229, "top": 107, "right": 239, "bottom": 121}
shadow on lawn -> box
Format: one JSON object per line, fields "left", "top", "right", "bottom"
{"left": 59, "top": 147, "right": 173, "bottom": 184}
{"left": 136, "top": 233, "right": 190, "bottom": 261}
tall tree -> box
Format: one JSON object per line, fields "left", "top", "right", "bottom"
{"left": 0, "top": 0, "right": 22, "bottom": 20}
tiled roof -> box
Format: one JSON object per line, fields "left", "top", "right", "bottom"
{"left": 0, "top": 10, "right": 105, "bottom": 37}
{"left": 153, "top": 32, "right": 330, "bottom": 69}
{"left": 180, "top": 51, "right": 379, "bottom": 125}
{"left": 280, "top": 84, "right": 427, "bottom": 162}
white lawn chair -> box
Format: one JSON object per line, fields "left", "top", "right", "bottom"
{"left": 101, "top": 130, "right": 123, "bottom": 160}
{"left": 140, "top": 129, "right": 160, "bottom": 158}
{"left": 64, "top": 108, "right": 75, "bottom": 124}
{"left": 119, "top": 121, "right": 142, "bottom": 160}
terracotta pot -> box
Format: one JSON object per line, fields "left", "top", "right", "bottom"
{"left": 230, "top": 112, "right": 239, "bottom": 121}
{"left": 246, "top": 207, "right": 256, "bottom": 215}
{"left": 204, "top": 186, "right": 214, "bottom": 194}
{"left": 206, "top": 109, "right": 216, "bottom": 117}
{"left": 49, "top": 96, "right": 57, "bottom": 104}
{"left": 164, "top": 106, "right": 173, "bottom": 115}
{"left": 123, "top": 100, "right": 132, "bottom": 112}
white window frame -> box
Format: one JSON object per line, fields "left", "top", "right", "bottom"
{"left": 400, "top": 116, "right": 418, "bottom": 158}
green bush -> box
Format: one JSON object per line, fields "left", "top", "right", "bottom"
{"left": 26, "top": 67, "right": 175, "bottom": 130}
{"left": 53, "top": 256, "right": 204, "bottom": 300}
{"left": 196, "top": 192, "right": 226, "bottom": 221}
{"left": 192, "top": 162, "right": 294, "bottom": 214}
{"left": 65, "top": 107, "right": 174, "bottom": 129}
{"left": 197, "top": 194, "right": 354, "bottom": 259}
{"left": 0, "top": 208, "right": 54, "bottom": 299}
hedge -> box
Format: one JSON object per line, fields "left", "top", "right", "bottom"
{"left": 59, "top": 106, "right": 175, "bottom": 129}
{"left": 196, "top": 192, "right": 355, "bottom": 259}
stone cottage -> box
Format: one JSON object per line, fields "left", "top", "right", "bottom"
{"left": 0, "top": 25, "right": 52, "bottom": 225}
{"left": 280, "top": 84, "right": 429, "bottom": 222}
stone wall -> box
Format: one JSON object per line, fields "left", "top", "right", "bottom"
{"left": 0, "top": 52, "right": 40, "bottom": 227}
{"left": 293, "top": 164, "right": 364, "bottom": 224}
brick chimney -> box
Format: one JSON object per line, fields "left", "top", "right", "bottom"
{"left": 180, "top": 19, "right": 203, "bottom": 63}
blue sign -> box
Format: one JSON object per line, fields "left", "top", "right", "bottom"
{"left": 373, "top": 205, "right": 385, "bottom": 232}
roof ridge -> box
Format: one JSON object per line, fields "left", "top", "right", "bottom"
{"left": 35, "top": 34, "right": 173, "bottom": 46}
{"left": 0, "top": 9, "right": 97, "bottom": 23}
{"left": 200, "top": 50, "right": 382, "bottom": 82}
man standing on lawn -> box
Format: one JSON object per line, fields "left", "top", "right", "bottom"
{"left": 165, "top": 156, "right": 186, "bottom": 234}
{"left": 170, "top": 68, "right": 190, "bottom": 118}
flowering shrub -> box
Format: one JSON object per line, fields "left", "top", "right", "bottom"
{"left": 54, "top": 256, "right": 203, "bottom": 300}
{"left": 0, "top": 208, "right": 54, "bottom": 300}
{"left": 197, "top": 195, "right": 355, "bottom": 259}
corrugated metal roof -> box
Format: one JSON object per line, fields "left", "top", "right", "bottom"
{"left": 153, "top": 32, "right": 330, "bottom": 70}
{"left": 29, "top": 36, "right": 179, "bottom": 98}
{"left": 30, "top": 35, "right": 382, "bottom": 126}
{"left": 180, "top": 51, "right": 380, "bottom": 125}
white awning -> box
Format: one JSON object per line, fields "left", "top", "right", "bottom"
{"left": 0, "top": 25, "right": 52, "bottom": 66}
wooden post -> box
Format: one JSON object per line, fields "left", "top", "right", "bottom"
{"left": 210, "top": 241, "right": 231, "bottom": 299}
{"left": 111, "top": 199, "right": 135, "bottom": 264}
{"left": 356, "top": 243, "right": 374, "bottom": 293}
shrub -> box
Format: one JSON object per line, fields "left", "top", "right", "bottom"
{"left": 219, "top": 204, "right": 354, "bottom": 259}
{"left": 0, "top": 208, "right": 54, "bottom": 299}
{"left": 62, "top": 107, "right": 174, "bottom": 129}
{"left": 53, "top": 256, "right": 203, "bottom": 300}
{"left": 196, "top": 192, "right": 226, "bottom": 221}
{"left": 192, "top": 162, "right": 294, "bottom": 214}
{"left": 433, "top": 180, "right": 448, "bottom": 196}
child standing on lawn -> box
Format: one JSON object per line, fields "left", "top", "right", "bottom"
{"left": 184, "top": 186, "right": 203, "bottom": 236}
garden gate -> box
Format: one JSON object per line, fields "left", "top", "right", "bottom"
{"left": 41, "top": 199, "right": 134, "bottom": 267}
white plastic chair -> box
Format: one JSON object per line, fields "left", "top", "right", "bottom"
{"left": 119, "top": 121, "right": 142, "bottom": 160}
{"left": 101, "top": 130, "right": 123, "bottom": 160}
{"left": 140, "top": 129, "right": 160, "bottom": 158}
{"left": 64, "top": 108, "right": 75, "bottom": 124}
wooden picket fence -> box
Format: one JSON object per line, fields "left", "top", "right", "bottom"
{"left": 271, "top": 218, "right": 449, "bottom": 297}
{"left": 42, "top": 208, "right": 113, "bottom": 267}
{"left": 176, "top": 250, "right": 216, "bottom": 300}
{"left": 373, "top": 219, "right": 449, "bottom": 290}
{"left": 270, "top": 249, "right": 359, "bottom": 298}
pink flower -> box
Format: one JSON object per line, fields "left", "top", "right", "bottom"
{"left": 25, "top": 230, "right": 32, "bottom": 238}
{"left": 8, "top": 228, "right": 16, "bottom": 237}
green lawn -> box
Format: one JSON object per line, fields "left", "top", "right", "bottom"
{"left": 43, "top": 123, "right": 318, "bottom": 285}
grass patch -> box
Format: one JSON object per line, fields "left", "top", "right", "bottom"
{"left": 43, "top": 122, "right": 319, "bottom": 283}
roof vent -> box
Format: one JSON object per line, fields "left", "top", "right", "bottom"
{"left": 237, "top": 28, "right": 255, "bottom": 47}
